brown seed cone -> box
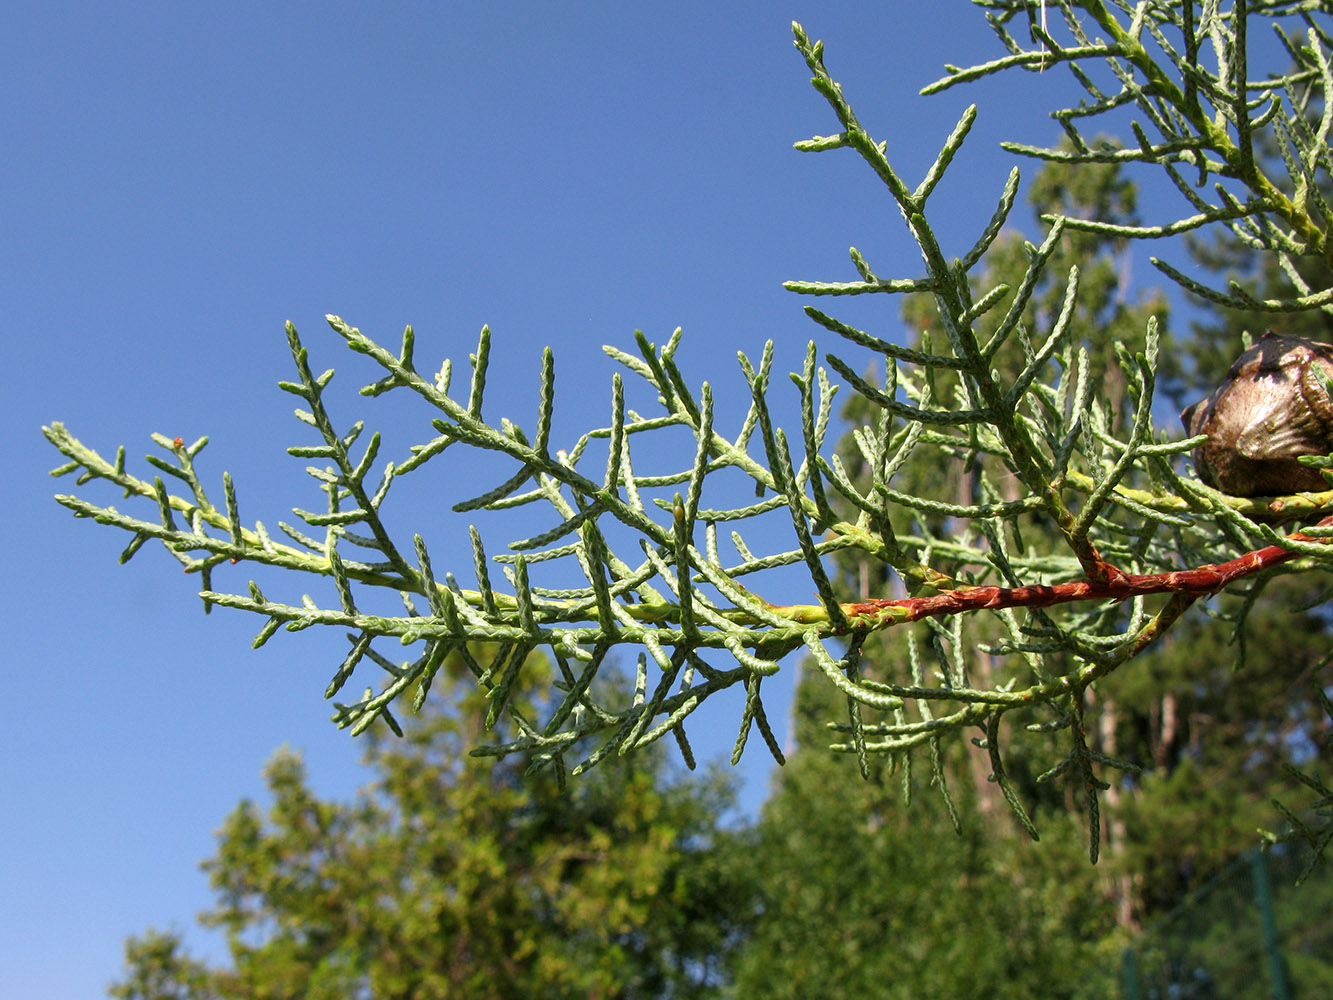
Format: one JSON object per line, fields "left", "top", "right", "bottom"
{"left": 1181, "top": 332, "right": 1333, "bottom": 497}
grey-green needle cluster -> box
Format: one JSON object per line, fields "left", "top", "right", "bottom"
{"left": 47, "top": 4, "right": 1333, "bottom": 855}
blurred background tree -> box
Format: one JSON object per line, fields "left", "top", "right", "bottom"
{"left": 111, "top": 649, "right": 752, "bottom": 1000}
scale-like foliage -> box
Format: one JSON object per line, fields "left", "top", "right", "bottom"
{"left": 46, "top": 3, "right": 1333, "bottom": 854}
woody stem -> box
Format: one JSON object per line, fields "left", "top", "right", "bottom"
{"left": 843, "top": 516, "right": 1333, "bottom": 628}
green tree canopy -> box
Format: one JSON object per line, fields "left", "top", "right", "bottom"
{"left": 110, "top": 651, "right": 751, "bottom": 1000}
{"left": 729, "top": 661, "right": 1108, "bottom": 1000}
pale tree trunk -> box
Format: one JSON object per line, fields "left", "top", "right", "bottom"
{"left": 1095, "top": 690, "right": 1137, "bottom": 931}
{"left": 1154, "top": 692, "right": 1179, "bottom": 770}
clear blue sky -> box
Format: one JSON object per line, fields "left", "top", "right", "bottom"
{"left": 6, "top": 4, "right": 1201, "bottom": 997}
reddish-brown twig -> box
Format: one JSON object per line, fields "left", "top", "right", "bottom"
{"left": 844, "top": 516, "right": 1333, "bottom": 628}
